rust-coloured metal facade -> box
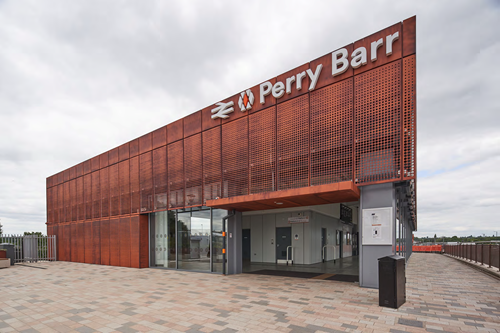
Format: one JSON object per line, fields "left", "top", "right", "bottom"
{"left": 46, "top": 17, "right": 417, "bottom": 268}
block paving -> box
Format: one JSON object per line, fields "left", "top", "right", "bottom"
{"left": 0, "top": 253, "right": 499, "bottom": 332}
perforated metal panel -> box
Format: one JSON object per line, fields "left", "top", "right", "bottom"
{"left": 168, "top": 141, "right": 184, "bottom": 208}
{"left": 139, "top": 152, "right": 153, "bottom": 212}
{"left": 63, "top": 181, "right": 70, "bottom": 222}
{"left": 202, "top": 127, "right": 221, "bottom": 204}
{"left": 249, "top": 106, "right": 276, "bottom": 194}
{"left": 109, "top": 164, "right": 120, "bottom": 216}
{"left": 100, "top": 219, "right": 110, "bottom": 265}
{"left": 92, "top": 171, "right": 101, "bottom": 219}
{"left": 54, "top": 185, "right": 61, "bottom": 224}
{"left": 130, "top": 216, "right": 140, "bottom": 268}
{"left": 354, "top": 60, "right": 401, "bottom": 184}
{"left": 130, "top": 156, "right": 140, "bottom": 214}
{"left": 403, "top": 55, "right": 416, "bottom": 180}
{"left": 310, "top": 78, "right": 353, "bottom": 185}
{"left": 119, "top": 217, "right": 131, "bottom": 267}
{"left": 92, "top": 220, "right": 101, "bottom": 265}
{"left": 100, "top": 168, "right": 109, "bottom": 218}
{"left": 77, "top": 222, "right": 85, "bottom": 263}
{"left": 76, "top": 177, "right": 84, "bottom": 221}
{"left": 184, "top": 133, "right": 202, "bottom": 207}
{"left": 119, "top": 160, "right": 130, "bottom": 216}
{"left": 70, "top": 179, "right": 76, "bottom": 222}
{"left": 84, "top": 221, "right": 93, "bottom": 264}
{"left": 153, "top": 147, "right": 168, "bottom": 210}
{"left": 277, "top": 94, "right": 309, "bottom": 190}
{"left": 109, "top": 218, "right": 120, "bottom": 266}
{"left": 46, "top": 187, "right": 53, "bottom": 224}
{"left": 222, "top": 117, "right": 248, "bottom": 198}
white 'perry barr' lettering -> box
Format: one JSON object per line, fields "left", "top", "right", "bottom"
{"left": 212, "top": 31, "right": 400, "bottom": 118}
{"left": 260, "top": 64, "right": 323, "bottom": 104}
{"left": 332, "top": 31, "right": 399, "bottom": 76}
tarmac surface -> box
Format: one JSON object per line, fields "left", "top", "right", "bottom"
{"left": 0, "top": 253, "right": 499, "bottom": 332}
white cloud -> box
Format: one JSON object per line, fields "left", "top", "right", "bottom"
{"left": 0, "top": 0, "right": 498, "bottom": 238}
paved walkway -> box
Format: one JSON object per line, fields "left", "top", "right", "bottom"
{"left": 0, "top": 253, "right": 499, "bottom": 332}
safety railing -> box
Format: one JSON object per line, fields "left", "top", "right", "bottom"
{"left": 0, "top": 234, "right": 57, "bottom": 263}
{"left": 286, "top": 246, "right": 294, "bottom": 265}
{"left": 322, "top": 245, "right": 337, "bottom": 263}
{"left": 443, "top": 243, "right": 499, "bottom": 271}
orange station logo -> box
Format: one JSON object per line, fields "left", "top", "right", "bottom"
{"left": 238, "top": 89, "right": 254, "bottom": 112}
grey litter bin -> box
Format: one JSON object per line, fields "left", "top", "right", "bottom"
{"left": 0, "top": 243, "right": 15, "bottom": 266}
{"left": 378, "top": 255, "right": 406, "bottom": 308}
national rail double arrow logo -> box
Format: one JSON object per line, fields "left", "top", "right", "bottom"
{"left": 238, "top": 89, "right": 254, "bottom": 112}
{"left": 211, "top": 89, "right": 255, "bottom": 119}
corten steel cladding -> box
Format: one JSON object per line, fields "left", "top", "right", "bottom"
{"left": 202, "top": 126, "right": 222, "bottom": 204}
{"left": 119, "top": 160, "right": 131, "bottom": 216}
{"left": 249, "top": 106, "right": 277, "bottom": 194}
{"left": 84, "top": 173, "right": 92, "bottom": 220}
{"left": 100, "top": 219, "right": 110, "bottom": 265}
{"left": 139, "top": 151, "right": 153, "bottom": 212}
{"left": 310, "top": 78, "right": 353, "bottom": 185}
{"left": 92, "top": 171, "right": 101, "bottom": 219}
{"left": 184, "top": 133, "right": 203, "bottom": 207}
{"left": 222, "top": 117, "right": 249, "bottom": 198}
{"left": 277, "top": 94, "right": 310, "bottom": 190}
{"left": 403, "top": 55, "right": 416, "bottom": 180}
{"left": 168, "top": 140, "right": 184, "bottom": 208}
{"left": 109, "top": 164, "right": 120, "bottom": 216}
{"left": 130, "top": 156, "right": 140, "bottom": 214}
{"left": 100, "top": 167, "right": 109, "bottom": 218}
{"left": 84, "top": 221, "right": 93, "bottom": 264}
{"left": 153, "top": 147, "right": 168, "bottom": 211}
{"left": 70, "top": 179, "right": 76, "bottom": 222}
{"left": 77, "top": 176, "right": 84, "bottom": 221}
{"left": 354, "top": 61, "right": 401, "bottom": 184}
{"left": 92, "top": 220, "right": 101, "bottom": 265}
{"left": 46, "top": 17, "right": 417, "bottom": 268}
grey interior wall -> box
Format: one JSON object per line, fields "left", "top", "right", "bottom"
{"left": 359, "top": 183, "right": 395, "bottom": 289}
{"left": 227, "top": 211, "right": 242, "bottom": 275}
{"left": 262, "top": 214, "right": 276, "bottom": 262}
{"left": 250, "top": 215, "right": 263, "bottom": 262}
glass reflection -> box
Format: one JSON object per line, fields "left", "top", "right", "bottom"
{"left": 150, "top": 207, "right": 227, "bottom": 273}
{"left": 211, "top": 209, "right": 227, "bottom": 273}
{"left": 177, "top": 209, "right": 211, "bottom": 271}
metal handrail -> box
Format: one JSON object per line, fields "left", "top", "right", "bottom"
{"left": 322, "top": 245, "right": 336, "bottom": 262}
{"left": 286, "top": 246, "right": 293, "bottom": 265}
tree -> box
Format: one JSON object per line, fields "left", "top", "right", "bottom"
{"left": 0, "top": 222, "right": 2, "bottom": 235}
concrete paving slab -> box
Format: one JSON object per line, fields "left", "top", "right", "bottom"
{"left": 0, "top": 253, "right": 499, "bottom": 332}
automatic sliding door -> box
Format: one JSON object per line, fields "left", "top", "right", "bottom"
{"left": 177, "top": 210, "right": 210, "bottom": 272}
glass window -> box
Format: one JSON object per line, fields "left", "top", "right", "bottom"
{"left": 177, "top": 209, "right": 211, "bottom": 272}
{"left": 150, "top": 207, "right": 227, "bottom": 274}
{"left": 211, "top": 209, "right": 227, "bottom": 273}
{"left": 150, "top": 210, "right": 176, "bottom": 268}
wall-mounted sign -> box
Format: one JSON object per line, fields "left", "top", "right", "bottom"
{"left": 362, "top": 207, "right": 393, "bottom": 245}
{"left": 288, "top": 216, "right": 309, "bottom": 224}
{"left": 211, "top": 31, "right": 400, "bottom": 120}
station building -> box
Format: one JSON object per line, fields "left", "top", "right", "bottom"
{"left": 46, "top": 17, "right": 417, "bottom": 288}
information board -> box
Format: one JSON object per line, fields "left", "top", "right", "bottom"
{"left": 362, "top": 207, "right": 393, "bottom": 245}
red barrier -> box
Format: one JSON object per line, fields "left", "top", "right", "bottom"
{"left": 412, "top": 245, "right": 442, "bottom": 252}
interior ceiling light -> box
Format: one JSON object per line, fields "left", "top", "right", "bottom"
{"left": 275, "top": 202, "right": 283, "bottom": 205}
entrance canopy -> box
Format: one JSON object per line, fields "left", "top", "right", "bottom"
{"left": 206, "top": 181, "right": 359, "bottom": 211}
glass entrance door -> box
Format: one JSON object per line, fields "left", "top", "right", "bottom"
{"left": 150, "top": 207, "right": 227, "bottom": 273}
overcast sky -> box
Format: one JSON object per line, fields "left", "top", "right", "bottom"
{"left": 0, "top": 1, "right": 498, "bottom": 237}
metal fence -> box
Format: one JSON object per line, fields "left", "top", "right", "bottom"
{"left": 443, "top": 244, "right": 499, "bottom": 271}
{"left": 0, "top": 234, "right": 57, "bottom": 263}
